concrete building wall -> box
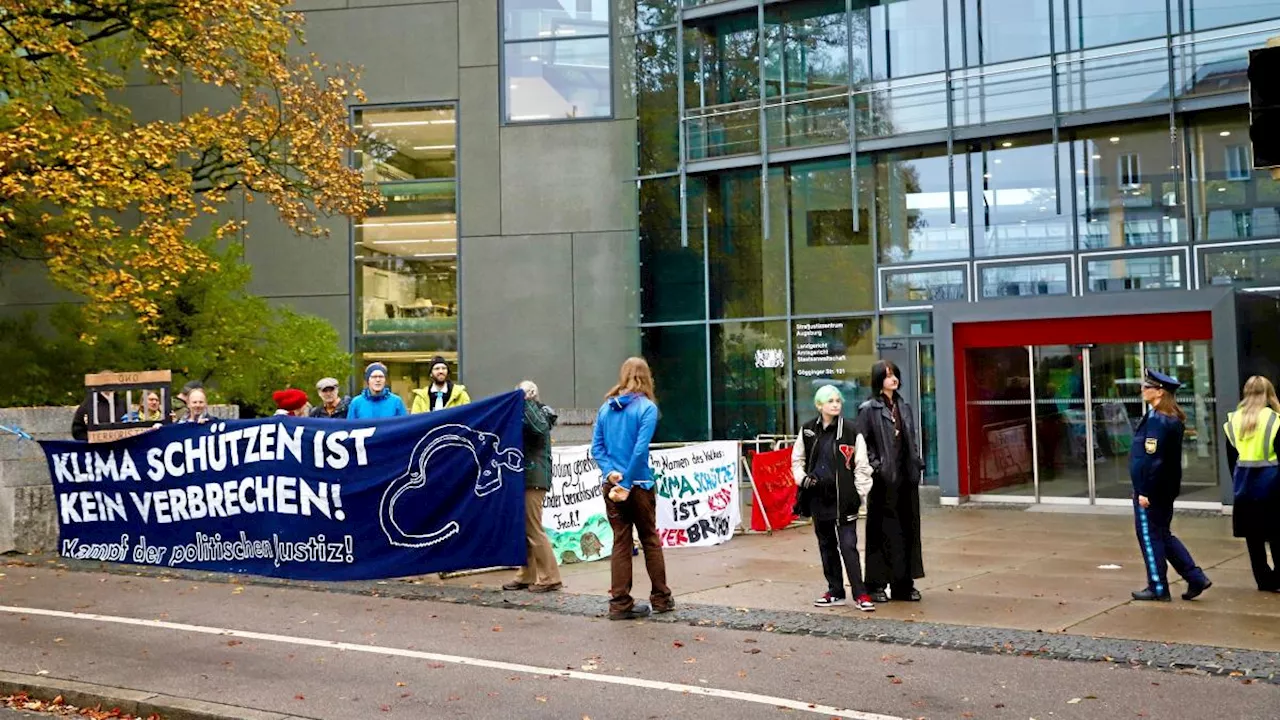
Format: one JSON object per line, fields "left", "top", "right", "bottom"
{"left": 0, "top": 0, "right": 641, "bottom": 416}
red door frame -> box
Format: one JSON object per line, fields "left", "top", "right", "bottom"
{"left": 953, "top": 312, "right": 1213, "bottom": 496}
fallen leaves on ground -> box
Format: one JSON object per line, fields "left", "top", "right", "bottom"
{"left": 2, "top": 692, "right": 162, "bottom": 719}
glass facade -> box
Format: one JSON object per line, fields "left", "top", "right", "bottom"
{"left": 353, "top": 105, "right": 459, "bottom": 407}
{"left": 503, "top": 0, "right": 612, "bottom": 122}
{"left": 629, "top": 0, "right": 1280, "bottom": 449}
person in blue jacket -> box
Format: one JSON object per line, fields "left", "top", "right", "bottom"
{"left": 1129, "top": 369, "right": 1211, "bottom": 602}
{"left": 346, "top": 362, "right": 408, "bottom": 419}
{"left": 591, "top": 356, "right": 672, "bottom": 621}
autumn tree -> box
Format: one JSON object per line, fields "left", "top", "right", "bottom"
{"left": 0, "top": 235, "right": 351, "bottom": 417}
{"left": 0, "top": 0, "right": 381, "bottom": 339}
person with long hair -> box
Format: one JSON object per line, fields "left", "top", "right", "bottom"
{"left": 1224, "top": 375, "right": 1280, "bottom": 592}
{"left": 1129, "top": 370, "right": 1211, "bottom": 601}
{"left": 854, "top": 360, "right": 926, "bottom": 603}
{"left": 591, "top": 356, "right": 672, "bottom": 620}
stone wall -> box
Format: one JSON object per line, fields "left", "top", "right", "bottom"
{"left": 549, "top": 407, "right": 596, "bottom": 446}
{"left": 0, "top": 405, "right": 239, "bottom": 554}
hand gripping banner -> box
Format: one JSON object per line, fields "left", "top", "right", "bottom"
{"left": 39, "top": 391, "right": 528, "bottom": 581}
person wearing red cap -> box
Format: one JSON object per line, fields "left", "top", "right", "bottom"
{"left": 272, "top": 388, "right": 310, "bottom": 417}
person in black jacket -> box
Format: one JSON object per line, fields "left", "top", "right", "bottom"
{"left": 71, "top": 390, "right": 121, "bottom": 441}
{"left": 791, "top": 385, "right": 875, "bottom": 611}
{"left": 1129, "top": 370, "right": 1210, "bottom": 601}
{"left": 854, "top": 360, "right": 926, "bottom": 603}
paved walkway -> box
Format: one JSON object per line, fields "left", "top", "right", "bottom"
{"left": 432, "top": 506, "right": 1280, "bottom": 653}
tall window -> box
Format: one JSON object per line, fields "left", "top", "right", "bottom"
{"left": 503, "top": 0, "right": 612, "bottom": 122}
{"left": 1225, "top": 145, "right": 1251, "bottom": 181}
{"left": 352, "top": 105, "right": 459, "bottom": 406}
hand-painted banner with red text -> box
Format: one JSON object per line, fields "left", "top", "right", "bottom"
{"left": 652, "top": 441, "right": 740, "bottom": 549}
{"left": 547, "top": 441, "right": 741, "bottom": 552}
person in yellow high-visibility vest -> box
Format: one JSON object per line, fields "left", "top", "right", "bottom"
{"left": 1224, "top": 376, "right": 1280, "bottom": 593}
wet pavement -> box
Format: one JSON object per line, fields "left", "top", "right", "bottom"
{"left": 434, "top": 505, "right": 1280, "bottom": 653}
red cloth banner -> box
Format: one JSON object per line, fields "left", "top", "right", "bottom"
{"left": 750, "top": 447, "right": 798, "bottom": 532}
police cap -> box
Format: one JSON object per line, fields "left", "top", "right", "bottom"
{"left": 1144, "top": 369, "right": 1181, "bottom": 392}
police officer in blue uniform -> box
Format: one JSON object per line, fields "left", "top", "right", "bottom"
{"left": 1129, "top": 370, "right": 1212, "bottom": 602}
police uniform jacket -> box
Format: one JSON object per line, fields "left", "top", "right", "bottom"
{"left": 1129, "top": 409, "right": 1184, "bottom": 505}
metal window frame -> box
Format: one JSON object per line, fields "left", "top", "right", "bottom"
{"left": 1195, "top": 237, "right": 1280, "bottom": 290}
{"left": 499, "top": 0, "right": 616, "bottom": 126}
{"left": 973, "top": 254, "right": 1075, "bottom": 301}
{"left": 878, "top": 261, "right": 971, "bottom": 310}
{"left": 1077, "top": 245, "right": 1191, "bottom": 295}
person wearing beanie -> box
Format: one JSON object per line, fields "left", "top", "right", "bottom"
{"left": 347, "top": 362, "right": 408, "bottom": 419}
{"left": 411, "top": 355, "right": 470, "bottom": 413}
{"left": 272, "top": 388, "right": 311, "bottom": 417}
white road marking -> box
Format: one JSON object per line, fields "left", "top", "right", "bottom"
{"left": 0, "top": 604, "right": 904, "bottom": 720}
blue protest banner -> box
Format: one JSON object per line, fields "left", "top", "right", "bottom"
{"left": 39, "top": 390, "right": 528, "bottom": 580}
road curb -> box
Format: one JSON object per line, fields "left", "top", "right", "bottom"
{"left": 0, "top": 670, "right": 309, "bottom": 720}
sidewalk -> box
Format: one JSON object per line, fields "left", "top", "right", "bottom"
{"left": 432, "top": 506, "right": 1280, "bottom": 653}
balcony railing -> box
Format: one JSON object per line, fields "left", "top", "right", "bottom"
{"left": 677, "top": 21, "right": 1280, "bottom": 164}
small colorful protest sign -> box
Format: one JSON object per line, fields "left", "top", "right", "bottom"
{"left": 652, "top": 441, "right": 740, "bottom": 548}
{"left": 543, "top": 445, "right": 612, "bottom": 565}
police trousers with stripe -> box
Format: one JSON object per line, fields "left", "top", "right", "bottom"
{"left": 1133, "top": 498, "right": 1207, "bottom": 596}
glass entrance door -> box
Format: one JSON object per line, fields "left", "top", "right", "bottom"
{"left": 966, "top": 340, "right": 1219, "bottom": 507}
{"left": 1090, "top": 343, "right": 1146, "bottom": 501}
{"left": 1032, "top": 346, "right": 1089, "bottom": 501}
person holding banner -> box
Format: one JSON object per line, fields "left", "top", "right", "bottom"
{"left": 177, "top": 388, "right": 218, "bottom": 424}
{"left": 503, "top": 381, "right": 563, "bottom": 593}
{"left": 592, "top": 357, "right": 673, "bottom": 621}
{"left": 348, "top": 362, "right": 408, "bottom": 419}
{"left": 792, "top": 385, "right": 875, "bottom": 612}
{"left": 855, "top": 360, "right": 926, "bottom": 603}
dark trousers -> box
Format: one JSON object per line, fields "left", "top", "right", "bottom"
{"left": 814, "top": 519, "right": 866, "bottom": 599}
{"left": 1245, "top": 534, "right": 1279, "bottom": 591}
{"left": 1134, "top": 498, "right": 1208, "bottom": 595}
{"left": 867, "top": 502, "right": 915, "bottom": 596}
{"left": 605, "top": 487, "right": 673, "bottom": 614}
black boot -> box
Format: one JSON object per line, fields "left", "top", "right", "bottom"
{"left": 1181, "top": 579, "right": 1212, "bottom": 600}
{"left": 868, "top": 588, "right": 890, "bottom": 603}
{"left": 1131, "top": 588, "right": 1171, "bottom": 602}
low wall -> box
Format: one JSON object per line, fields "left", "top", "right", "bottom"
{"left": 0, "top": 405, "right": 239, "bottom": 554}
{"left": 550, "top": 407, "right": 596, "bottom": 445}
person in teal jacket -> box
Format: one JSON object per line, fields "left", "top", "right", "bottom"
{"left": 347, "top": 362, "right": 408, "bottom": 419}
{"left": 591, "top": 356, "right": 671, "bottom": 621}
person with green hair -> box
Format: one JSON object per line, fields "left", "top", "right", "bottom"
{"left": 791, "top": 384, "right": 875, "bottom": 611}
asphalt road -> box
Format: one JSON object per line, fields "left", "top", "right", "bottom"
{"left": 0, "top": 567, "right": 1276, "bottom": 720}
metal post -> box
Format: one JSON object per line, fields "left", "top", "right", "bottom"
{"left": 1049, "top": 0, "right": 1063, "bottom": 215}
{"left": 943, "top": 0, "right": 957, "bottom": 226}
{"left": 741, "top": 455, "right": 773, "bottom": 534}
{"left": 846, "top": 0, "right": 859, "bottom": 233}
{"left": 1082, "top": 346, "right": 1096, "bottom": 503}
{"left": 758, "top": 0, "right": 770, "bottom": 241}
{"left": 1027, "top": 345, "right": 1041, "bottom": 502}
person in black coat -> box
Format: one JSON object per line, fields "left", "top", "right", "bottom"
{"left": 791, "top": 385, "right": 875, "bottom": 611}
{"left": 854, "top": 360, "right": 926, "bottom": 603}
